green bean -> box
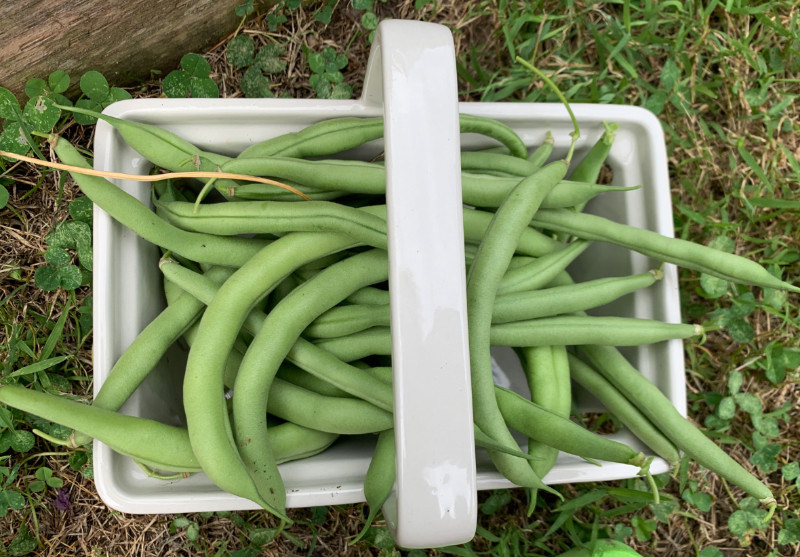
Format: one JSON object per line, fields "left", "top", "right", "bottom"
{"left": 521, "top": 345, "right": 572, "bottom": 513}
{"left": 347, "top": 286, "right": 390, "bottom": 306}
{"left": 566, "top": 354, "right": 680, "bottom": 466}
{"left": 307, "top": 270, "right": 659, "bottom": 338}
{"left": 305, "top": 305, "right": 388, "bottom": 338}
{"left": 154, "top": 199, "right": 388, "bottom": 249}
{"left": 216, "top": 156, "right": 637, "bottom": 209}
{"left": 458, "top": 113, "right": 528, "bottom": 158}
{"left": 0, "top": 385, "right": 200, "bottom": 473}
{"left": 460, "top": 151, "right": 539, "bottom": 176}
{"left": 60, "top": 105, "right": 231, "bottom": 173}
{"left": 51, "top": 135, "right": 269, "bottom": 267}
{"left": 183, "top": 231, "right": 361, "bottom": 521}
{"left": 492, "top": 269, "right": 663, "bottom": 323}
{"left": 4, "top": 382, "right": 339, "bottom": 471}
{"left": 569, "top": 122, "right": 618, "bottom": 186}
{"left": 216, "top": 182, "right": 348, "bottom": 202}
{"left": 238, "top": 113, "right": 527, "bottom": 161}
{"left": 160, "top": 262, "right": 550, "bottom": 465}
{"left": 494, "top": 386, "right": 647, "bottom": 470}
{"left": 532, "top": 208, "right": 800, "bottom": 293}
{"left": 491, "top": 316, "right": 702, "bottom": 346}
{"left": 313, "top": 315, "right": 702, "bottom": 361}
{"left": 288, "top": 339, "right": 393, "bottom": 413}
{"left": 527, "top": 132, "right": 554, "bottom": 168}
{"left": 496, "top": 240, "right": 591, "bottom": 295}
{"left": 239, "top": 117, "right": 384, "bottom": 159}
{"left": 270, "top": 422, "right": 340, "bottom": 465}
{"left": 232, "top": 249, "right": 389, "bottom": 507}
{"left": 467, "top": 159, "right": 568, "bottom": 491}
{"left": 352, "top": 429, "right": 396, "bottom": 544}
{"left": 267, "top": 378, "right": 393, "bottom": 434}
{"left": 276, "top": 362, "right": 352, "bottom": 398}
{"left": 579, "top": 345, "right": 776, "bottom": 506}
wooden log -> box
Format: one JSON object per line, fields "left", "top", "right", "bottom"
{"left": 0, "top": 0, "right": 273, "bottom": 99}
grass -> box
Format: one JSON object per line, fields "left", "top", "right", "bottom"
{"left": 1, "top": 0, "right": 799, "bottom": 555}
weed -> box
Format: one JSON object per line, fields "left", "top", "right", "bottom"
{"left": 72, "top": 71, "right": 132, "bottom": 125}
{"left": 163, "top": 54, "right": 219, "bottom": 98}
{"left": 226, "top": 35, "right": 287, "bottom": 98}
{"left": 305, "top": 45, "right": 353, "bottom": 99}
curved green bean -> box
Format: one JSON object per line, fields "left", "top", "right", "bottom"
{"left": 267, "top": 378, "right": 393, "bottom": 434}
{"left": 0, "top": 385, "right": 200, "bottom": 473}
{"left": 566, "top": 354, "right": 680, "bottom": 466}
{"left": 467, "top": 159, "right": 568, "bottom": 491}
{"left": 51, "top": 135, "right": 269, "bottom": 267}
{"left": 232, "top": 249, "right": 389, "bottom": 507}
{"left": 579, "top": 345, "right": 775, "bottom": 506}
{"left": 532, "top": 208, "right": 800, "bottom": 293}
{"left": 182, "top": 231, "right": 361, "bottom": 521}
{"left": 494, "top": 386, "right": 647, "bottom": 470}
{"left": 496, "top": 240, "right": 591, "bottom": 295}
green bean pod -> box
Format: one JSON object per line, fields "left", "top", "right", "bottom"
{"left": 496, "top": 240, "right": 591, "bottom": 295}
{"left": 521, "top": 344, "right": 572, "bottom": 514}
{"left": 60, "top": 105, "right": 231, "bottom": 173}
{"left": 313, "top": 315, "right": 702, "bottom": 361}
{"left": 352, "top": 429, "right": 396, "bottom": 544}
{"left": 155, "top": 199, "right": 388, "bottom": 249}
{"left": 232, "top": 249, "right": 389, "bottom": 507}
{"left": 532, "top": 208, "right": 800, "bottom": 293}
{"left": 238, "top": 113, "right": 527, "bottom": 160}
{"left": 458, "top": 113, "right": 528, "bottom": 158}
{"left": 491, "top": 316, "right": 702, "bottom": 346}
{"left": 51, "top": 135, "right": 270, "bottom": 267}
{"left": 183, "top": 232, "right": 360, "bottom": 521}
{"left": 239, "top": 117, "right": 384, "bottom": 159}
{"left": 566, "top": 354, "right": 680, "bottom": 466}
{"left": 579, "top": 345, "right": 775, "bottom": 505}
{"left": 527, "top": 132, "right": 554, "bottom": 168}
{"left": 494, "top": 386, "right": 647, "bottom": 470}
{"left": 460, "top": 151, "right": 540, "bottom": 176}
{"left": 3, "top": 382, "right": 338, "bottom": 471}
{"left": 467, "top": 159, "right": 568, "bottom": 492}
{"left": 276, "top": 362, "right": 352, "bottom": 398}
{"left": 492, "top": 269, "right": 662, "bottom": 323}
{"left": 0, "top": 385, "right": 200, "bottom": 473}
{"left": 347, "top": 286, "right": 390, "bottom": 306}
{"left": 568, "top": 122, "right": 618, "bottom": 186}
{"left": 266, "top": 378, "right": 393, "bottom": 434}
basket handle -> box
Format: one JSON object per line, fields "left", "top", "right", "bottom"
{"left": 360, "top": 20, "right": 477, "bottom": 549}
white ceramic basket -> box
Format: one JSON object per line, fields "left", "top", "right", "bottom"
{"left": 92, "top": 20, "right": 684, "bottom": 549}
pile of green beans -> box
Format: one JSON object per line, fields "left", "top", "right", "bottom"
{"left": 2, "top": 108, "right": 791, "bottom": 533}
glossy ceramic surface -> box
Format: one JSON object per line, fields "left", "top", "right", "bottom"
{"left": 361, "top": 21, "right": 477, "bottom": 548}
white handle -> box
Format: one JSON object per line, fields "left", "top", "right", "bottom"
{"left": 361, "top": 20, "right": 477, "bottom": 549}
